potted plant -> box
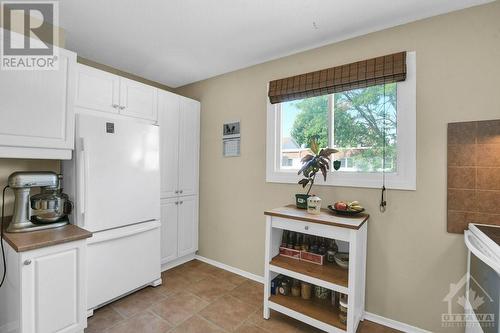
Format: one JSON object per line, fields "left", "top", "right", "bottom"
{"left": 295, "top": 139, "right": 341, "bottom": 209}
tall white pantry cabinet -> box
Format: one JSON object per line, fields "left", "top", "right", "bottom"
{"left": 158, "top": 90, "right": 200, "bottom": 269}
{"left": 74, "top": 64, "right": 200, "bottom": 270}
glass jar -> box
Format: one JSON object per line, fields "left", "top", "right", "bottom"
{"left": 291, "top": 279, "right": 301, "bottom": 297}
{"left": 300, "top": 282, "right": 312, "bottom": 300}
{"left": 339, "top": 294, "right": 348, "bottom": 325}
{"left": 278, "top": 279, "right": 291, "bottom": 296}
{"left": 314, "top": 286, "right": 331, "bottom": 300}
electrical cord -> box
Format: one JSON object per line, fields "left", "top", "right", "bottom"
{"left": 0, "top": 185, "right": 9, "bottom": 288}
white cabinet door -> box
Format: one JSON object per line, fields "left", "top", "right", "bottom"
{"left": 75, "top": 64, "right": 120, "bottom": 114}
{"left": 178, "top": 98, "right": 200, "bottom": 197}
{"left": 21, "top": 241, "right": 86, "bottom": 333}
{"left": 158, "top": 91, "right": 180, "bottom": 198}
{"left": 119, "top": 78, "right": 158, "bottom": 121}
{"left": 161, "top": 198, "right": 179, "bottom": 264}
{"left": 177, "top": 195, "right": 198, "bottom": 257}
{"left": 0, "top": 47, "right": 76, "bottom": 150}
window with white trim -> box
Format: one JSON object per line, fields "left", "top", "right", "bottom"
{"left": 266, "top": 52, "right": 416, "bottom": 190}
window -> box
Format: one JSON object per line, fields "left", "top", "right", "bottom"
{"left": 266, "top": 52, "right": 416, "bottom": 190}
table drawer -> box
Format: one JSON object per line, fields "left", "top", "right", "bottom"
{"left": 271, "top": 216, "right": 351, "bottom": 242}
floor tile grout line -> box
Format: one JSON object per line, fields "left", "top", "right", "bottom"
{"left": 195, "top": 313, "right": 233, "bottom": 333}
{"left": 145, "top": 307, "right": 176, "bottom": 330}
{"left": 197, "top": 293, "right": 262, "bottom": 333}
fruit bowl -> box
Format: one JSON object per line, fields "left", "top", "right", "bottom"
{"left": 327, "top": 205, "right": 365, "bottom": 216}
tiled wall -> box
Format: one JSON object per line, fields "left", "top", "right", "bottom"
{"left": 447, "top": 119, "right": 500, "bottom": 233}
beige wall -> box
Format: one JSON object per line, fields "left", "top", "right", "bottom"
{"left": 176, "top": 2, "right": 500, "bottom": 331}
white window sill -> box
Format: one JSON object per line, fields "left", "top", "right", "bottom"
{"left": 266, "top": 170, "right": 416, "bottom": 191}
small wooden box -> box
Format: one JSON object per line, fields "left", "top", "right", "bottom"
{"left": 300, "top": 251, "right": 325, "bottom": 265}
{"left": 279, "top": 247, "right": 301, "bottom": 260}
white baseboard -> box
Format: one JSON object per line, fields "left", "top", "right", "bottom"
{"left": 192, "top": 255, "right": 430, "bottom": 333}
{"left": 364, "top": 312, "right": 431, "bottom": 333}
{"left": 161, "top": 253, "right": 196, "bottom": 272}
{"left": 194, "top": 255, "right": 264, "bottom": 284}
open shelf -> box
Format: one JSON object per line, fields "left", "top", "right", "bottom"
{"left": 269, "top": 294, "right": 346, "bottom": 331}
{"left": 270, "top": 255, "right": 348, "bottom": 290}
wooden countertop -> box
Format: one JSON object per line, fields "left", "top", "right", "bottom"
{"left": 264, "top": 205, "right": 369, "bottom": 230}
{"left": 2, "top": 217, "right": 92, "bottom": 252}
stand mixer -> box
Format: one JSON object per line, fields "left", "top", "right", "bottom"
{"left": 6, "top": 171, "right": 72, "bottom": 233}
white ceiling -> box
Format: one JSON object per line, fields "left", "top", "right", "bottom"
{"left": 60, "top": 0, "right": 492, "bottom": 88}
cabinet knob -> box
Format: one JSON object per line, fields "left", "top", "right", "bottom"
{"left": 180, "top": 201, "right": 183, "bottom": 205}
{"left": 179, "top": 190, "right": 183, "bottom": 194}
{"left": 24, "top": 259, "right": 32, "bottom": 265}
{"left": 175, "top": 190, "right": 179, "bottom": 194}
{"left": 304, "top": 226, "right": 309, "bottom": 230}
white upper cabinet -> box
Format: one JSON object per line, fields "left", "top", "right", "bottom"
{"left": 119, "top": 78, "right": 158, "bottom": 121}
{"left": 0, "top": 43, "right": 76, "bottom": 159}
{"left": 178, "top": 97, "right": 200, "bottom": 197}
{"left": 75, "top": 64, "right": 120, "bottom": 114}
{"left": 158, "top": 92, "right": 200, "bottom": 198}
{"left": 75, "top": 64, "right": 158, "bottom": 122}
{"left": 158, "top": 91, "right": 180, "bottom": 198}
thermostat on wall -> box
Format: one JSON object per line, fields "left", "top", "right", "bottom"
{"left": 223, "top": 121, "right": 240, "bottom": 157}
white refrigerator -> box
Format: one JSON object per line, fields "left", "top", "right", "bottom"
{"left": 63, "top": 114, "right": 161, "bottom": 310}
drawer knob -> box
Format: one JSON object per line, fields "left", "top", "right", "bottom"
{"left": 304, "top": 226, "right": 309, "bottom": 230}
{"left": 24, "top": 259, "right": 32, "bottom": 265}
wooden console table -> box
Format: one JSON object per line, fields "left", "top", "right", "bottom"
{"left": 263, "top": 205, "right": 368, "bottom": 333}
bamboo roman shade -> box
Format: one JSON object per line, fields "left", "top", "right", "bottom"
{"left": 268, "top": 52, "right": 407, "bottom": 104}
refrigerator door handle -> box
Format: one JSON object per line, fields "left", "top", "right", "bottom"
{"left": 79, "top": 138, "right": 89, "bottom": 218}
{"left": 88, "top": 220, "right": 160, "bottom": 245}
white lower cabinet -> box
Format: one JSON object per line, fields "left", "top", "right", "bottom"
{"left": 160, "top": 198, "right": 179, "bottom": 263}
{"left": 160, "top": 195, "right": 198, "bottom": 266}
{"left": 177, "top": 196, "right": 198, "bottom": 257}
{"left": 0, "top": 240, "right": 87, "bottom": 333}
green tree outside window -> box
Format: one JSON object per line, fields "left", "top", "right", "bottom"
{"left": 289, "top": 83, "right": 397, "bottom": 172}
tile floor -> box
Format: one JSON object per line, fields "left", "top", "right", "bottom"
{"left": 85, "top": 260, "right": 401, "bottom": 333}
